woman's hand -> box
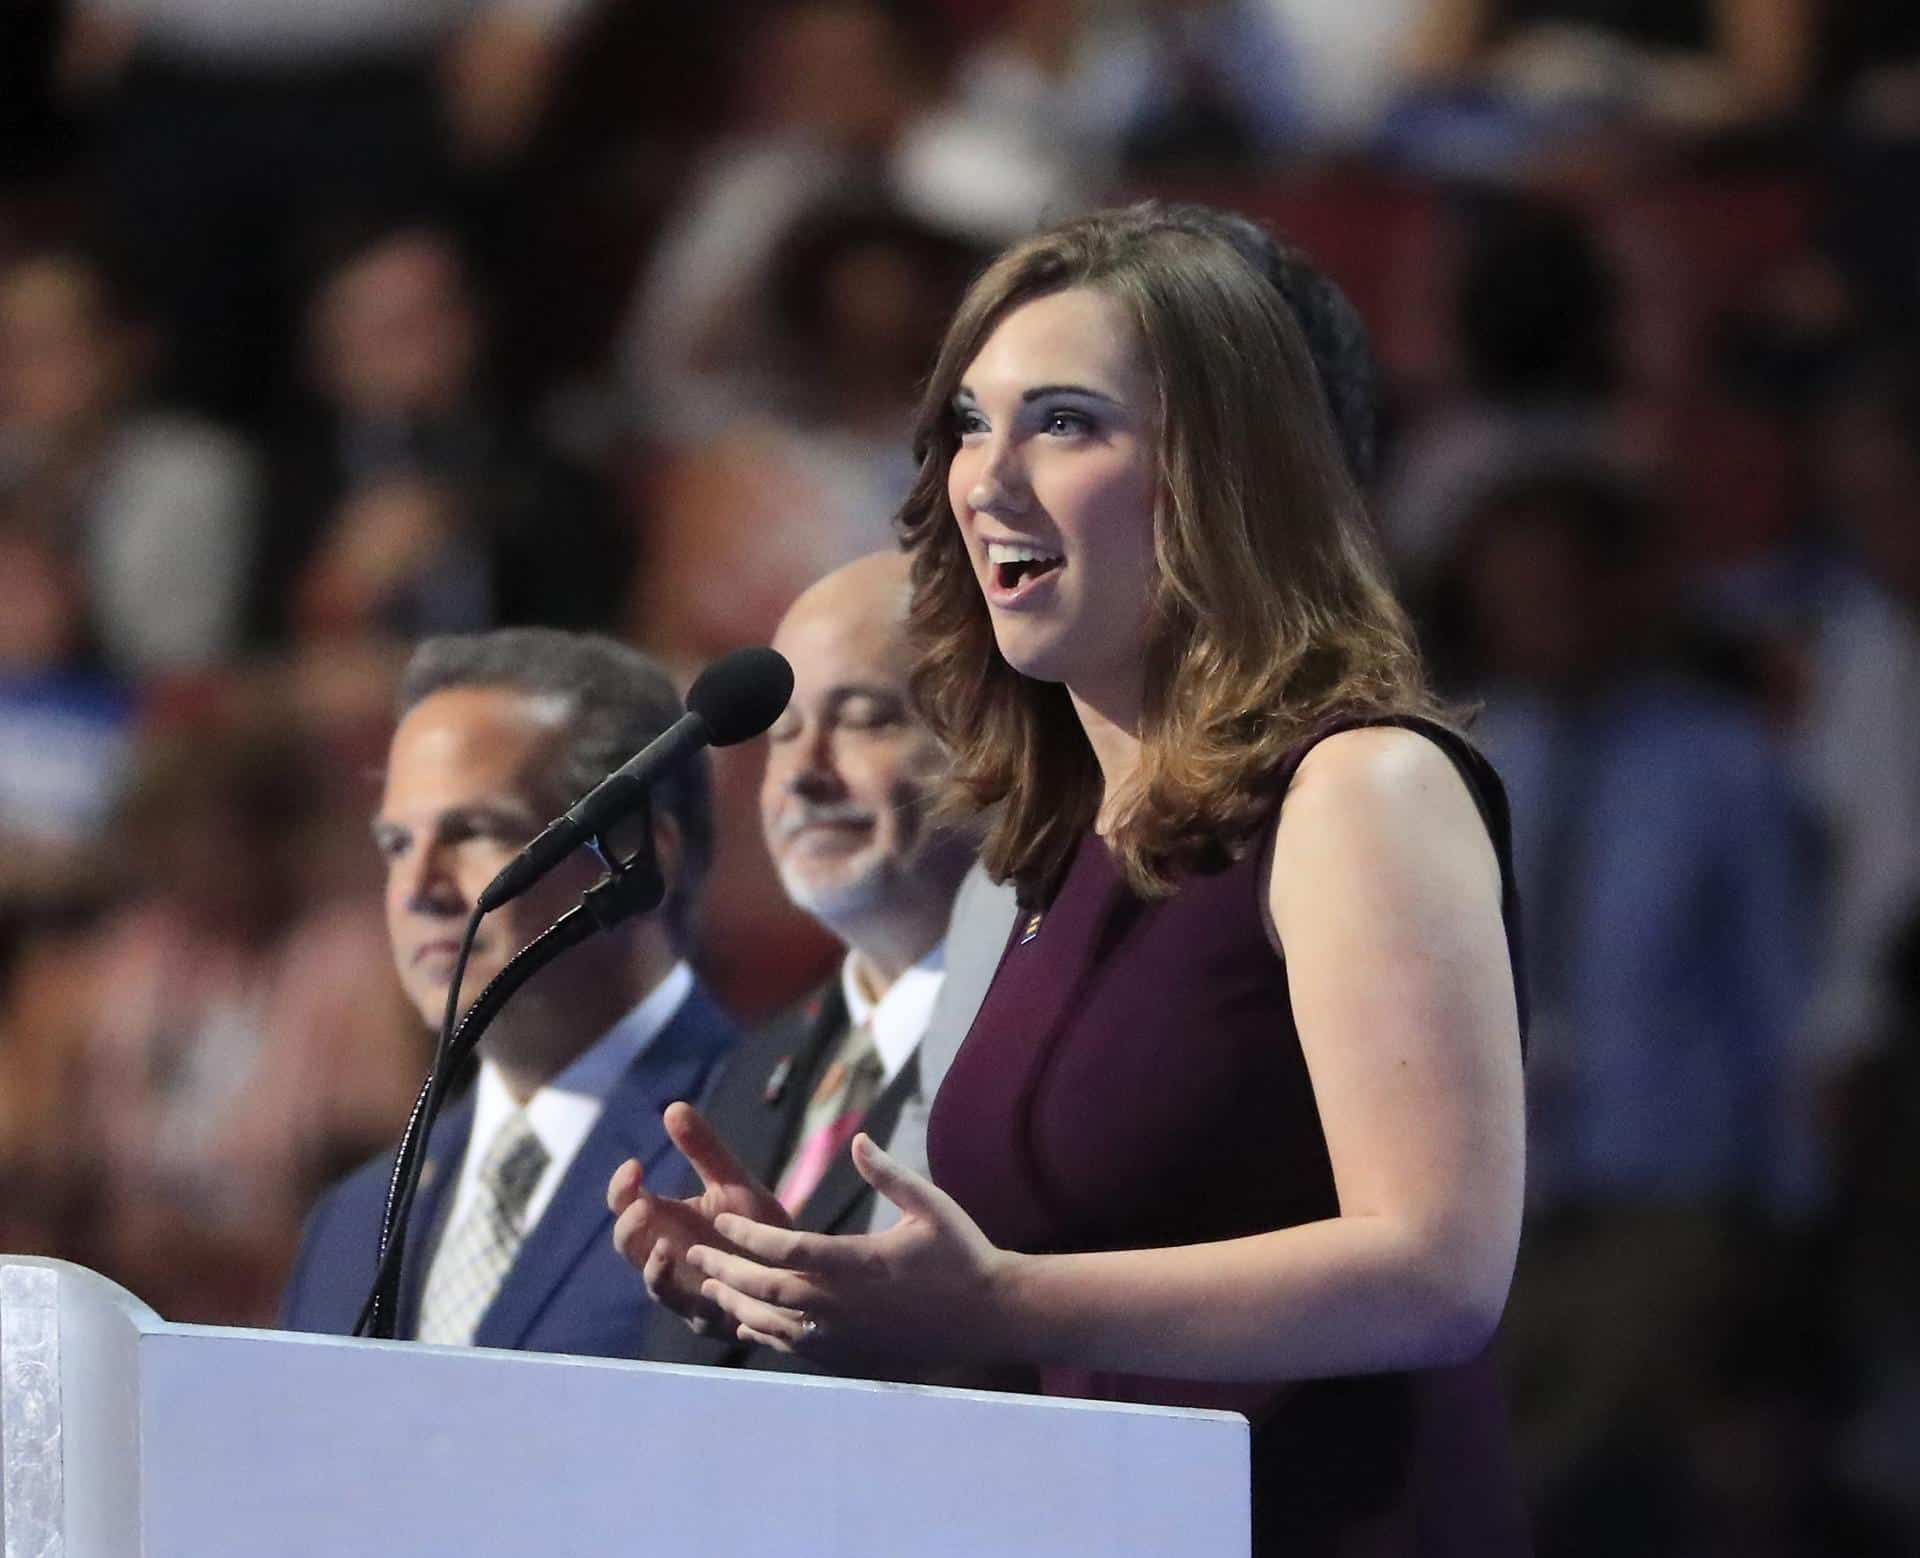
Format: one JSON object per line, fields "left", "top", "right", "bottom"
{"left": 681, "top": 1132, "right": 1020, "bottom": 1370}
{"left": 608, "top": 1102, "right": 792, "bottom": 1337}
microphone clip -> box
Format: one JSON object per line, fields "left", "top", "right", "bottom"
{"left": 580, "top": 800, "right": 666, "bottom": 933}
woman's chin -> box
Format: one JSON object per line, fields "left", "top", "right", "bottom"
{"left": 991, "top": 626, "right": 1069, "bottom": 685}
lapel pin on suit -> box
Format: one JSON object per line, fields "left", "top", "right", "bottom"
{"left": 764, "top": 1054, "right": 796, "bottom": 1106}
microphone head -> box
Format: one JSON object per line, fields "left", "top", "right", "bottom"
{"left": 686, "top": 646, "right": 794, "bottom": 747}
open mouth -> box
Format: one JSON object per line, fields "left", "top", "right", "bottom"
{"left": 987, "top": 541, "right": 1064, "bottom": 593}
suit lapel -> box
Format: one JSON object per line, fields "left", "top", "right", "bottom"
{"left": 705, "top": 982, "right": 843, "bottom": 1192}
{"left": 397, "top": 1098, "right": 475, "bottom": 1339}
{"left": 472, "top": 987, "right": 733, "bottom": 1351}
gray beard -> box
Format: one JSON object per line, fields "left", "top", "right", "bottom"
{"left": 778, "top": 856, "right": 896, "bottom": 934}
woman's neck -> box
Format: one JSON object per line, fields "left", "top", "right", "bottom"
{"left": 1069, "top": 685, "right": 1144, "bottom": 836}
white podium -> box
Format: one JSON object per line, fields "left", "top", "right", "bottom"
{"left": 0, "top": 1256, "right": 1248, "bottom": 1556}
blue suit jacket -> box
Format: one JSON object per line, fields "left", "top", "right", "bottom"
{"left": 279, "top": 984, "right": 736, "bottom": 1358}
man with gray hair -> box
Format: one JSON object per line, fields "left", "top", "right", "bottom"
{"left": 613, "top": 551, "right": 973, "bottom": 1371}
{"left": 281, "top": 628, "right": 738, "bottom": 1356}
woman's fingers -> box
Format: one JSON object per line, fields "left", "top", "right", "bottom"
{"left": 850, "top": 1134, "right": 952, "bottom": 1224}
{"left": 611, "top": 1194, "right": 655, "bottom": 1266}
{"left": 645, "top": 1243, "right": 720, "bottom": 1334}
{"left": 606, "top": 1157, "right": 644, "bottom": 1215}
{"left": 641, "top": 1240, "right": 673, "bottom": 1298}
{"left": 664, "top": 1102, "right": 759, "bottom": 1196}
{"left": 699, "top": 1279, "right": 812, "bottom": 1352}
{"left": 711, "top": 1213, "right": 874, "bottom": 1278}
{"left": 685, "top": 1244, "right": 822, "bottom": 1313}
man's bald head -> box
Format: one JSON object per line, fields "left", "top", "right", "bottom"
{"left": 777, "top": 549, "right": 913, "bottom": 648}
{"left": 761, "top": 551, "right": 966, "bottom": 961}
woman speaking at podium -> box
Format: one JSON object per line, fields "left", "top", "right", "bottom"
{"left": 639, "top": 205, "right": 1530, "bottom": 1555}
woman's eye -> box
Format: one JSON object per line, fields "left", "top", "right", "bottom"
{"left": 1045, "top": 409, "right": 1091, "bottom": 437}
{"left": 954, "top": 408, "right": 988, "bottom": 437}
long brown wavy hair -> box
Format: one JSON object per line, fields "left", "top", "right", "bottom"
{"left": 897, "top": 205, "right": 1445, "bottom": 900}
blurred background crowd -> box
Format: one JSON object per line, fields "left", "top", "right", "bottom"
{"left": 1, "top": 1, "right": 1917, "bottom": 1551}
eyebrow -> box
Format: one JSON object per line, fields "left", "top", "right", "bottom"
{"left": 953, "top": 383, "right": 1125, "bottom": 408}
{"left": 368, "top": 801, "right": 542, "bottom": 837}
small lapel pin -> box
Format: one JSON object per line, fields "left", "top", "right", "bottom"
{"left": 1018, "top": 911, "right": 1044, "bottom": 945}
{"left": 764, "top": 1054, "right": 795, "bottom": 1105}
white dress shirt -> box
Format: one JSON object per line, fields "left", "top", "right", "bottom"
{"left": 437, "top": 962, "right": 693, "bottom": 1239}
{"left": 839, "top": 945, "right": 944, "bottom": 1086}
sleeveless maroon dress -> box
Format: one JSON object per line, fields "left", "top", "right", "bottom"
{"left": 928, "top": 717, "right": 1532, "bottom": 1556}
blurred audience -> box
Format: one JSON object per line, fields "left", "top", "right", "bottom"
{"left": 257, "top": 218, "right": 631, "bottom": 647}
{"left": 1795, "top": 349, "right": 1920, "bottom": 1072}
{"left": 0, "top": 505, "right": 135, "bottom": 908}
{"left": 1240, "top": 0, "right": 1431, "bottom": 149}
{"left": 59, "top": 0, "right": 594, "bottom": 421}
{"left": 890, "top": 0, "right": 1112, "bottom": 242}
{"left": 631, "top": 202, "right": 983, "bottom": 666}
{"left": 620, "top": 0, "right": 930, "bottom": 438}
{"left": 898, "top": 0, "right": 1302, "bottom": 231}
{"left": 1428, "top": 463, "right": 1818, "bottom": 1550}
{"left": 1819, "top": 911, "right": 1920, "bottom": 1550}
{"left": 1825, "top": 2, "right": 1920, "bottom": 140}
{"left": 1431, "top": 465, "right": 1817, "bottom": 1209}
{"left": 1, "top": 2, "right": 73, "bottom": 185}
{"left": 1380, "top": 194, "right": 1634, "bottom": 584}
{"left": 1403, "top": 0, "right": 1813, "bottom": 139}
{"left": 1098, "top": 0, "right": 1302, "bottom": 170}
{"left": 0, "top": 708, "right": 420, "bottom": 1321}
{"left": 0, "top": 247, "right": 259, "bottom": 673}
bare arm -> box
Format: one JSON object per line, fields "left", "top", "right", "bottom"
{"left": 986, "top": 729, "right": 1525, "bottom": 1377}
{"left": 689, "top": 729, "right": 1526, "bottom": 1380}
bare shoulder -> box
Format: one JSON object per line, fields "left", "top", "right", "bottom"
{"left": 1270, "top": 726, "right": 1501, "bottom": 915}
{"left": 1282, "top": 725, "right": 1485, "bottom": 835}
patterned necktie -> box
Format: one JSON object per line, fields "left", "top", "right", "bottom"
{"left": 776, "top": 1023, "right": 884, "bottom": 1216}
{"left": 415, "top": 1111, "right": 549, "bottom": 1346}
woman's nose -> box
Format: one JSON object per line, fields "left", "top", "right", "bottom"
{"left": 967, "top": 441, "right": 1031, "bottom": 519}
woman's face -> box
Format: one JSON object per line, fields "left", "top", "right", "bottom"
{"left": 946, "top": 286, "right": 1160, "bottom": 714}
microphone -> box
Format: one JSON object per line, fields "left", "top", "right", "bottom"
{"left": 477, "top": 646, "right": 793, "bottom": 913}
